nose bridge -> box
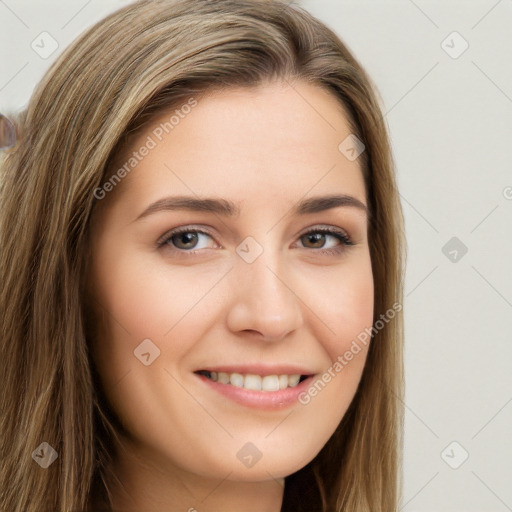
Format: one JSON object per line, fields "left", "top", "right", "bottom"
{"left": 244, "top": 250, "right": 288, "bottom": 307}
{"left": 227, "top": 237, "right": 303, "bottom": 340}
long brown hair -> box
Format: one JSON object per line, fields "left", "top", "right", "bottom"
{"left": 0, "top": 1, "right": 405, "bottom": 510}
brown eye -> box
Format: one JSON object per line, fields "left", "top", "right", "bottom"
{"left": 301, "top": 232, "right": 329, "bottom": 249}
{"left": 298, "top": 228, "right": 352, "bottom": 251}
{"left": 172, "top": 231, "right": 200, "bottom": 250}
{"left": 158, "top": 228, "right": 216, "bottom": 252}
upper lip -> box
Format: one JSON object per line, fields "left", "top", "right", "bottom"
{"left": 194, "top": 364, "right": 315, "bottom": 376}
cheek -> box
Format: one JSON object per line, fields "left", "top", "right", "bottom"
{"left": 300, "top": 254, "right": 373, "bottom": 393}
{"left": 308, "top": 253, "right": 374, "bottom": 362}
{"left": 91, "top": 244, "right": 226, "bottom": 341}
{"left": 293, "top": 253, "right": 374, "bottom": 384}
{"left": 88, "top": 245, "right": 230, "bottom": 396}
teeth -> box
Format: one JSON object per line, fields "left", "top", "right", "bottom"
{"left": 202, "top": 371, "right": 304, "bottom": 391}
{"left": 229, "top": 373, "right": 244, "bottom": 387}
{"left": 262, "top": 375, "right": 280, "bottom": 391}
{"left": 244, "top": 374, "right": 261, "bottom": 391}
{"left": 217, "top": 372, "right": 229, "bottom": 384}
{"left": 288, "top": 374, "right": 300, "bottom": 387}
{"left": 278, "top": 374, "right": 289, "bottom": 390}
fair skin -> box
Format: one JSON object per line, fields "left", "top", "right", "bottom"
{"left": 88, "top": 80, "right": 374, "bottom": 512}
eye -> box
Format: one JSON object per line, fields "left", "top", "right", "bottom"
{"left": 297, "top": 227, "right": 353, "bottom": 255}
{"left": 157, "top": 226, "right": 217, "bottom": 252}
{"left": 157, "top": 225, "right": 354, "bottom": 256}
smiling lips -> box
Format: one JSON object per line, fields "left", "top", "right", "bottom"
{"left": 195, "top": 367, "right": 315, "bottom": 410}
{"left": 196, "top": 370, "right": 308, "bottom": 391}
{"left": 193, "top": 364, "right": 316, "bottom": 409}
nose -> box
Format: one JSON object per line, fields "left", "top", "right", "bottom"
{"left": 225, "top": 247, "right": 304, "bottom": 341}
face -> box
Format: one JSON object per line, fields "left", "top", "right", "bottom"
{"left": 88, "top": 80, "right": 373, "bottom": 485}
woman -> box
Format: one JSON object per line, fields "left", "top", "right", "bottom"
{"left": 0, "top": 1, "right": 405, "bottom": 510}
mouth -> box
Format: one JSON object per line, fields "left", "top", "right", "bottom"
{"left": 195, "top": 370, "right": 310, "bottom": 392}
{"left": 193, "top": 365, "right": 316, "bottom": 410}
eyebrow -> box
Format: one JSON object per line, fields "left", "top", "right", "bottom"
{"left": 133, "top": 193, "right": 369, "bottom": 222}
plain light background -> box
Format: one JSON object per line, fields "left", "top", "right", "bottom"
{"left": 1, "top": 1, "right": 511, "bottom": 510}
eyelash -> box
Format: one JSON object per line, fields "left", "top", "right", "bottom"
{"left": 156, "top": 225, "right": 354, "bottom": 257}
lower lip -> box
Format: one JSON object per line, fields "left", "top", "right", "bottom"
{"left": 195, "top": 373, "right": 315, "bottom": 410}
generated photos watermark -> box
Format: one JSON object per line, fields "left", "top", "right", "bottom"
{"left": 93, "top": 97, "right": 198, "bottom": 200}
{"left": 298, "top": 301, "right": 402, "bottom": 405}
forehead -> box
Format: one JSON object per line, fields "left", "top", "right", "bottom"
{"left": 100, "top": 81, "right": 366, "bottom": 217}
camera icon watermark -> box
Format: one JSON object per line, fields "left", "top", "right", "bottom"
{"left": 441, "top": 441, "right": 469, "bottom": 469}
{"left": 236, "top": 442, "right": 263, "bottom": 468}
{"left": 134, "top": 338, "right": 161, "bottom": 366}
{"left": 441, "top": 31, "right": 469, "bottom": 59}
{"left": 32, "top": 442, "right": 58, "bottom": 469}
{"left": 31, "top": 31, "right": 59, "bottom": 59}
{"left": 503, "top": 186, "right": 512, "bottom": 200}
{"left": 442, "top": 236, "right": 468, "bottom": 263}
{"left": 236, "top": 236, "right": 263, "bottom": 264}
{"left": 338, "top": 134, "right": 365, "bottom": 162}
